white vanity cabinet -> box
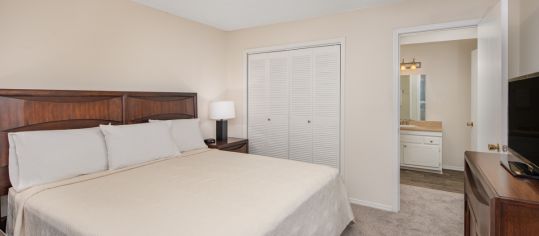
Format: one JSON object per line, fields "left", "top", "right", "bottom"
{"left": 400, "top": 130, "right": 442, "bottom": 173}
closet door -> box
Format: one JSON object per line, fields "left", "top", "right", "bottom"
{"left": 248, "top": 45, "right": 341, "bottom": 170}
{"left": 289, "top": 49, "right": 314, "bottom": 163}
{"left": 247, "top": 53, "right": 269, "bottom": 156}
{"left": 265, "top": 51, "right": 290, "bottom": 159}
{"left": 312, "top": 45, "right": 341, "bottom": 169}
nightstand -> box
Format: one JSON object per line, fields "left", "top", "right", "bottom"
{"left": 207, "top": 137, "right": 248, "bottom": 153}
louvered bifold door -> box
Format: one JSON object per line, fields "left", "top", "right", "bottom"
{"left": 312, "top": 45, "right": 341, "bottom": 169}
{"left": 247, "top": 53, "right": 269, "bottom": 156}
{"left": 265, "top": 51, "right": 290, "bottom": 159}
{"left": 248, "top": 45, "right": 341, "bottom": 170}
{"left": 289, "top": 48, "right": 314, "bottom": 163}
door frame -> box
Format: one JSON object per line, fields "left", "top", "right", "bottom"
{"left": 392, "top": 20, "right": 481, "bottom": 212}
{"left": 242, "top": 38, "right": 347, "bottom": 176}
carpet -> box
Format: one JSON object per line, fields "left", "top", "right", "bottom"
{"left": 341, "top": 184, "right": 464, "bottom": 236}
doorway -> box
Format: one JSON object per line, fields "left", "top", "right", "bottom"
{"left": 393, "top": 4, "right": 510, "bottom": 211}
{"left": 399, "top": 28, "right": 477, "bottom": 192}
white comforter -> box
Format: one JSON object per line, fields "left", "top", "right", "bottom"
{"left": 8, "top": 149, "right": 354, "bottom": 236}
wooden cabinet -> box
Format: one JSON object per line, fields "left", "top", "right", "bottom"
{"left": 400, "top": 130, "right": 442, "bottom": 172}
{"left": 464, "top": 151, "right": 539, "bottom": 236}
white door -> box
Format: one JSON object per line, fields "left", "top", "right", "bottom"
{"left": 266, "top": 51, "right": 290, "bottom": 159}
{"left": 312, "top": 45, "right": 341, "bottom": 169}
{"left": 473, "top": 0, "right": 508, "bottom": 152}
{"left": 248, "top": 51, "right": 290, "bottom": 158}
{"left": 247, "top": 44, "right": 342, "bottom": 170}
{"left": 289, "top": 49, "right": 314, "bottom": 163}
{"left": 247, "top": 53, "right": 269, "bottom": 156}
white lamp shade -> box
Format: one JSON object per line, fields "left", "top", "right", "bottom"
{"left": 209, "top": 101, "right": 236, "bottom": 120}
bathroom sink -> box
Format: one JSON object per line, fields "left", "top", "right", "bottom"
{"left": 400, "top": 124, "right": 417, "bottom": 128}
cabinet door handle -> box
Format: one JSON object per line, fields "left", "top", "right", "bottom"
{"left": 307, "top": 120, "right": 311, "bottom": 124}
{"left": 267, "top": 118, "right": 271, "bottom": 121}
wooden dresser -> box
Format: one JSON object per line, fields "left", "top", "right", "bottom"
{"left": 465, "top": 151, "right": 539, "bottom": 236}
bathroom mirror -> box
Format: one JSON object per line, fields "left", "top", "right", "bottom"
{"left": 400, "top": 74, "right": 426, "bottom": 120}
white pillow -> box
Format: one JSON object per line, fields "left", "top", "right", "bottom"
{"left": 8, "top": 127, "right": 108, "bottom": 191}
{"left": 149, "top": 119, "right": 207, "bottom": 152}
{"left": 99, "top": 122, "right": 181, "bottom": 170}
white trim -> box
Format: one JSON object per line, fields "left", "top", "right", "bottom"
{"left": 393, "top": 19, "right": 481, "bottom": 213}
{"left": 500, "top": 0, "right": 509, "bottom": 146}
{"left": 394, "top": 19, "right": 481, "bottom": 36}
{"left": 400, "top": 27, "right": 478, "bottom": 45}
{"left": 244, "top": 38, "right": 345, "bottom": 55}
{"left": 443, "top": 165, "right": 465, "bottom": 172}
{"left": 242, "top": 38, "right": 347, "bottom": 178}
{"left": 392, "top": 30, "right": 400, "bottom": 213}
{"left": 349, "top": 198, "right": 394, "bottom": 212}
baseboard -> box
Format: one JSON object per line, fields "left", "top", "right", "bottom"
{"left": 443, "top": 165, "right": 464, "bottom": 171}
{"left": 349, "top": 198, "right": 395, "bottom": 212}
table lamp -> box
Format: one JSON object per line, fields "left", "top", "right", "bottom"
{"left": 209, "top": 101, "right": 235, "bottom": 141}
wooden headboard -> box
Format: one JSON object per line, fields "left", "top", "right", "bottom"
{"left": 0, "top": 89, "right": 197, "bottom": 195}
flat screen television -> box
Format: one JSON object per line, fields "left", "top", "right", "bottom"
{"left": 506, "top": 72, "right": 539, "bottom": 179}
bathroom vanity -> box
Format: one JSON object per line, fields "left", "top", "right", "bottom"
{"left": 400, "top": 121, "right": 443, "bottom": 173}
{"left": 400, "top": 75, "right": 444, "bottom": 172}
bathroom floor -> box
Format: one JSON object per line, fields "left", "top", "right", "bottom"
{"left": 400, "top": 169, "right": 464, "bottom": 194}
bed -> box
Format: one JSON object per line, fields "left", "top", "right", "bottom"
{"left": 0, "top": 89, "right": 353, "bottom": 236}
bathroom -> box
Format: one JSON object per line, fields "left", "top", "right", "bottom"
{"left": 399, "top": 27, "right": 478, "bottom": 193}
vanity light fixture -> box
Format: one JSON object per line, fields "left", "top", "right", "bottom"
{"left": 400, "top": 58, "right": 422, "bottom": 71}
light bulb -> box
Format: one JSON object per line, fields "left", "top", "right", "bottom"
{"left": 401, "top": 65, "right": 406, "bottom": 70}
{"left": 411, "top": 64, "right": 417, "bottom": 70}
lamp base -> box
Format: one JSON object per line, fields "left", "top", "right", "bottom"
{"left": 216, "top": 120, "right": 228, "bottom": 141}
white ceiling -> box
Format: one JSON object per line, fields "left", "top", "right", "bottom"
{"left": 133, "top": 0, "right": 401, "bottom": 31}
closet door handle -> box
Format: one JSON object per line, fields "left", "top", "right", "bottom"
{"left": 307, "top": 120, "right": 311, "bottom": 124}
{"left": 267, "top": 118, "right": 271, "bottom": 122}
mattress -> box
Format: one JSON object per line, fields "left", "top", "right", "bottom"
{"left": 7, "top": 149, "right": 353, "bottom": 236}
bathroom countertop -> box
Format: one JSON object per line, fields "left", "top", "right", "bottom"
{"left": 400, "top": 120, "right": 443, "bottom": 132}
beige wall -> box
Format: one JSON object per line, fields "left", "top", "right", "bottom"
{"left": 225, "top": 0, "right": 495, "bottom": 209}
{"left": 401, "top": 39, "right": 477, "bottom": 170}
{"left": 509, "top": 0, "right": 539, "bottom": 78}
{"left": 0, "top": 0, "right": 227, "bottom": 137}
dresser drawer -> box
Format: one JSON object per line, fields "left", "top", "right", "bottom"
{"left": 400, "top": 135, "right": 424, "bottom": 144}
{"left": 465, "top": 165, "right": 490, "bottom": 236}
{"left": 423, "top": 137, "right": 441, "bottom": 145}
{"left": 401, "top": 135, "right": 441, "bottom": 145}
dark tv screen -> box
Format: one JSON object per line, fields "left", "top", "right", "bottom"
{"left": 509, "top": 74, "right": 539, "bottom": 168}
